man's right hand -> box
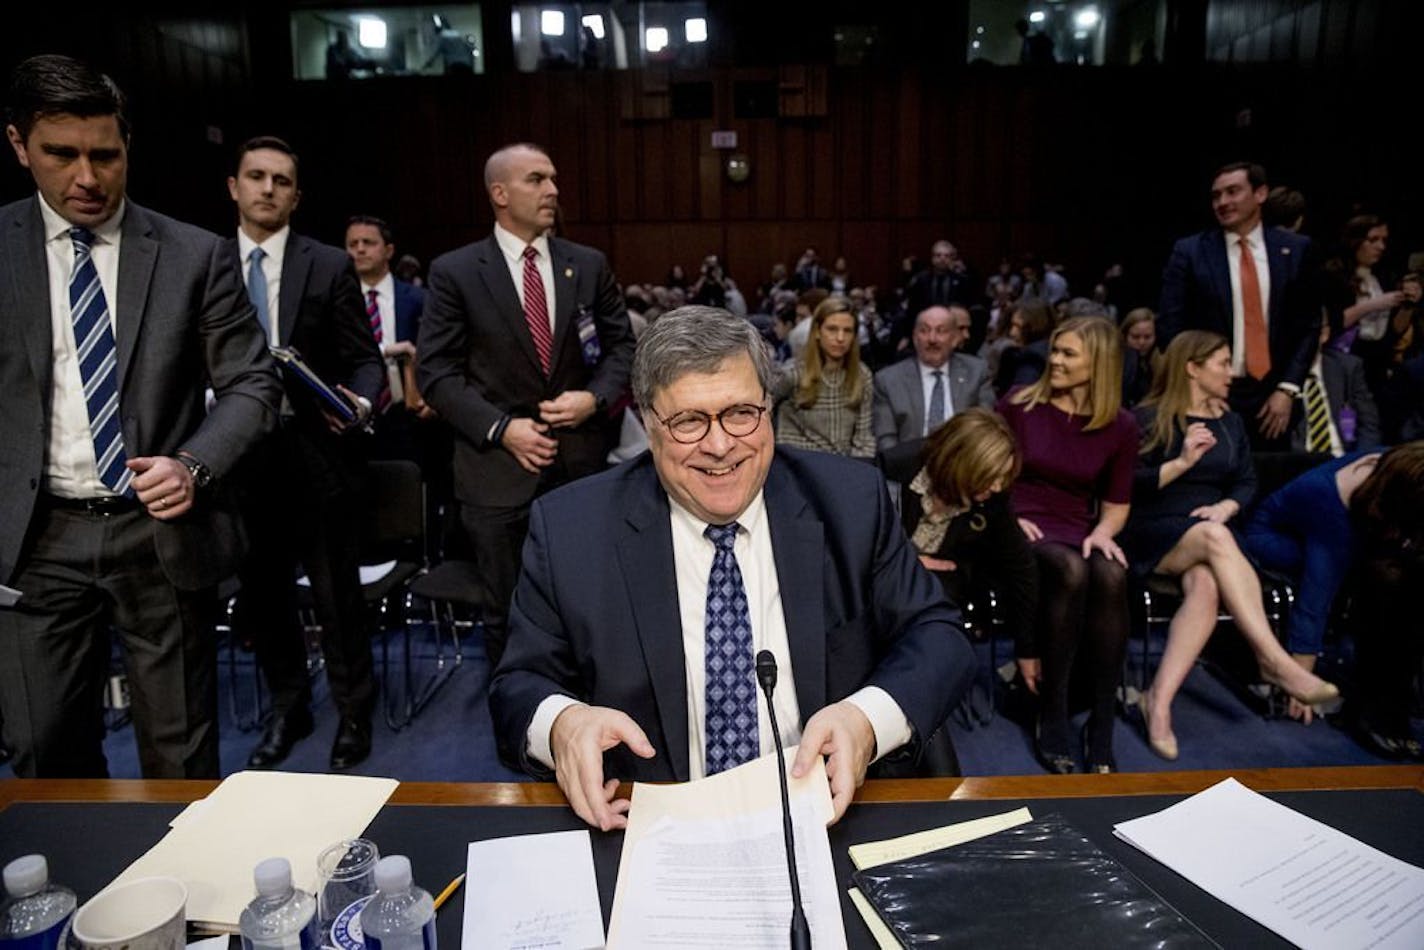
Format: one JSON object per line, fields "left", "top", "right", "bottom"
{"left": 502, "top": 417, "right": 558, "bottom": 473}
{"left": 550, "top": 704, "right": 655, "bottom": 831}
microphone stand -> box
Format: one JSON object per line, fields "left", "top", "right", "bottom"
{"left": 757, "top": 650, "right": 812, "bottom": 950}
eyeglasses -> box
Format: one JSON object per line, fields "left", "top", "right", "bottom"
{"left": 653, "top": 403, "right": 767, "bottom": 444}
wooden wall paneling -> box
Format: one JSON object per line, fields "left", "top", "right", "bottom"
{"left": 778, "top": 121, "right": 809, "bottom": 221}
{"left": 639, "top": 121, "right": 672, "bottom": 222}
{"left": 836, "top": 71, "right": 869, "bottom": 221}
{"left": 917, "top": 77, "right": 952, "bottom": 223}
{"left": 866, "top": 72, "right": 900, "bottom": 220}
{"left": 749, "top": 118, "right": 779, "bottom": 219}
{"left": 892, "top": 72, "right": 923, "bottom": 219}
{"left": 837, "top": 220, "right": 895, "bottom": 292}
{"left": 721, "top": 120, "right": 754, "bottom": 221}
{"left": 805, "top": 118, "right": 835, "bottom": 222}
{"left": 666, "top": 120, "right": 701, "bottom": 220}
{"left": 580, "top": 73, "right": 615, "bottom": 223}
{"left": 697, "top": 121, "right": 723, "bottom": 227}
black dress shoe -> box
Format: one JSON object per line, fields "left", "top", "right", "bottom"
{"left": 1351, "top": 720, "right": 1408, "bottom": 760}
{"left": 247, "top": 708, "right": 315, "bottom": 769}
{"left": 330, "top": 717, "right": 372, "bottom": 770}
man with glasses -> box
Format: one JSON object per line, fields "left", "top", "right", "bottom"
{"left": 490, "top": 306, "right": 973, "bottom": 829}
{"left": 872, "top": 304, "right": 995, "bottom": 453}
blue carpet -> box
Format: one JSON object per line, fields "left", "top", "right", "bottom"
{"left": 1, "top": 621, "right": 1407, "bottom": 781}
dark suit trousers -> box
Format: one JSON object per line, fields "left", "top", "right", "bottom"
{"left": 0, "top": 502, "right": 218, "bottom": 778}
{"left": 1228, "top": 375, "right": 1293, "bottom": 451}
{"left": 235, "top": 423, "right": 374, "bottom": 720}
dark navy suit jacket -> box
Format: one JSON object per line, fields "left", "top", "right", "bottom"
{"left": 392, "top": 278, "right": 424, "bottom": 344}
{"left": 489, "top": 446, "right": 974, "bottom": 782}
{"left": 1158, "top": 226, "right": 1321, "bottom": 390}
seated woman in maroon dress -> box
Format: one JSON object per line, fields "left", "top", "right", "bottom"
{"left": 999, "top": 316, "right": 1137, "bottom": 774}
{"left": 1121, "top": 331, "right": 1339, "bottom": 761}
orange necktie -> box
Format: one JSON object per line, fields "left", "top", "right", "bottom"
{"left": 1238, "top": 236, "right": 1270, "bottom": 379}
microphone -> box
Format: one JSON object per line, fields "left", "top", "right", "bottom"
{"left": 756, "top": 650, "right": 812, "bottom": 950}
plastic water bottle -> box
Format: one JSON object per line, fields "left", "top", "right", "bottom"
{"left": 358, "top": 856, "right": 436, "bottom": 950}
{"left": 238, "top": 858, "right": 320, "bottom": 950}
{"left": 0, "top": 855, "right": 76, "bottom": 950}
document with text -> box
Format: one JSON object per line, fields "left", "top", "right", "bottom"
{"left": 607, "top": 749, "right": 847, "bottom": 949}
{"left": 461, "top": 830, "right": 605, "bottom": 950}
{"left": 1115, "top": 778, "right": 1424, "bottom": 950}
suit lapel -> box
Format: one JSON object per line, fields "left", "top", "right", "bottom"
{"left": 476, "top": 235, "right": 544, "bottom": 376}
{"left": 1264, "top": 228, "right": 1290, "bottom": 327}
{"left": 615, "top": 465, "right": 691, "bottom": 780}
{"left": 900, "top": 362, "right": 924, "bottom": 439}
{"left": 277, "top": 233, "right": 312, "bottom": 346}
{"left": 764, "top": 460, "right": 826, "bottom": 723}
{"left": 1206, "top": 231, "right": 1234, "bottom": 325}
{"left": 115, "top": 204, "right": 158, "bottom": 394}
{"left": 11, "top": 200, "right": 55, "bottom": 396}
{"left": 547, "top": 237, "right": 577, "bottom": 375}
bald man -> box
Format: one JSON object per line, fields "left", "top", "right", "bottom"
{"left": 417, "top": 143, "right": 634, "bottom": 665}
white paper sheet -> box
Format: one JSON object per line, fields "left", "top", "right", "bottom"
{"left": 607, "top": 748, "right": 846, "bottom": 949}
{"left": 461, "top": 830, "right": 605, "bottom": 950}
{"left": 103, "top": 771, "right": 398, "bottom": 931}
{"left": 1115, "top": 777, "right": 1424, "bottom": 950}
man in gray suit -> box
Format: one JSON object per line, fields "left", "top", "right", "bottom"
{"left": 1288, "top": 321, "right": 1382, "bottom": 456}
{"left": 872, "top": 305, "right": 995, "bottom": 453}
{"left": 0, "top": 55, "right": 281, "bottom": 778}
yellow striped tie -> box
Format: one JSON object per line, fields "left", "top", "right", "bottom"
{"left": 1303, "top": 374, "right": 1331, "bottom": 454}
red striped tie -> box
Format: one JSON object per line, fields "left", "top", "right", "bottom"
{"left": 523, "top": 245, "right": 553, "bottom": 374}
{"left": 368, "top": 288, "right": 391, "bottom": 411}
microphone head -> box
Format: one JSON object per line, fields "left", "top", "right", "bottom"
{"left": 755, "top": 650, "right": 777, "bottom": 690}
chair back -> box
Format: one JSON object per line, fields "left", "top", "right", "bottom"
{"left": 362, "top": 459, "right": 426, "bottom": 565}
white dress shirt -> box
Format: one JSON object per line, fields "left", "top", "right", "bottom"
{"left": 1225, "top": 223, "right": 1272, "bottom": 378}
{"left": 40, "top": 195, "right": 125, "bottom": 498}
{"left": 918, "top": 359, "right": 954, "bottom": 434}
{"left": 236, "top": 226, "right": 290, "bottom": 344}
{"left": 528, "top": 492, "right": 912, "bottom": 777}
{"left": 494, "top": 223, "right": 555, "bottom": 337}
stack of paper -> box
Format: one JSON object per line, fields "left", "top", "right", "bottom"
{"left": 103, "top": 771, "right": 398, "bottom": 932}
{"left": 1115, "top": 777, "right": 1424, "bottom": 950}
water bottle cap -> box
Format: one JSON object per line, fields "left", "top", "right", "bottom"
{"left": 253, "top": 857, "right": 293, "bottom": 898}
{"left": 373, "top": 855, "right": 412, "bottom": 893}
{"left": 2, "top": 855, "right": 48, "bottom": 898}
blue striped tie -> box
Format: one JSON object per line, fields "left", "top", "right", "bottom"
{"left": 68, "top": 227, "right": 131, "bottom": 495}
{"left": 704, "top": 522, "right": 759, "bottom": 775}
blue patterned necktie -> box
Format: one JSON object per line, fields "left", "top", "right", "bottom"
{"left": 927, "top": 370, "right": 945, "bottom": 433}
{"left": 67, "top": 227, "right": 131, "bottom": 495}
{"left": 704, "top": 522, "right": 758, "bottom": 775}
{"left": 247, "top": 246, "right": 273, "bottom": 343}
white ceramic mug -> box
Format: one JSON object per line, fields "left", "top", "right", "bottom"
{"left": 70, "top": 877, "right": 187, "bottom": 950}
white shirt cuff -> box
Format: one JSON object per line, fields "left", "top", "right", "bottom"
{"left": 528, "top": 694, "right": 585, "bottom": 770}
{"left": 844, "top": 686, "right": 912, "bottom": 764}
{"left": 1276, "top": 381, "right": 1301, "bottom": 396}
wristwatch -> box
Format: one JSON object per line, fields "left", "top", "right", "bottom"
{"left": 176, "top": 452, "right": 213, "bottom": 489}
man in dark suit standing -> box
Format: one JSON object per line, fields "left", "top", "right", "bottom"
{"left": 345, "top": 214, "right": 428, "bottom": 460}
{"left": 490, "top": 307, "right": 973, "bottom": 830}
{"left": 226, "top": 137, "right": 385, "bottom": 771}
{"left": 1159, "top": 161, "right": 1322, "bottom": 448}
{"left": 0, "top": 55, "right": 281, "bottom": 778}
{"left": 417, "top": 142, "right": 634, "bottom": 667}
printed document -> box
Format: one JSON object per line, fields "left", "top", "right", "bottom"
{"left": 607, "top": 748, "right": 846, "bottom": 949}
{"left": 1115, "top": 777, "right": 1424, "bottom": 950}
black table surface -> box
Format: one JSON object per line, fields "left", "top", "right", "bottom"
{"left": 4, "top": 788, "right": 1423, "bottom": 948}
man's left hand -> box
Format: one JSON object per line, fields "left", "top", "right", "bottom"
{"left": 1257, "top": 390, "right": 1294, "bottom": 440}
{"left": 323, "top": 384, "right": 370, "bottom": 434}
{"left": 539, "top": 390, "right": 597, "bottom": 428}
{"left": 127, "top": 456, "right": 194, "bottom": 521}
{"left": 792, "top": 701, "right": 875, "bottom": 825}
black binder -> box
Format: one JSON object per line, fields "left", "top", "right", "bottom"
{"left": 851, "top": 813, "right": 1217, "bottom": 948}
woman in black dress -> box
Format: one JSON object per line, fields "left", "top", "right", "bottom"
{"left": 1122, "top": 331, "right": 1338, "bottom": 760}
{"left": 901, "top": 408, "right": 1038, "bottom": 670}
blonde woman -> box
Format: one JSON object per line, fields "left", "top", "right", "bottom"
{"left": 901, "top": 408, "right": 1038, "bottom": 667}
{"left": 774, "top": 295, "right": 875, "bottom": 458}
{"left": 1122, "top": 331, "right": 1338, "bottom": 760}
{"left": 999, "top": 316, "right": 1138, "bottom": 773}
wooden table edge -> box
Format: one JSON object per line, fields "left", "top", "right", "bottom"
{"left": 3, "top": 765, "right": 1420, "bottom": 811}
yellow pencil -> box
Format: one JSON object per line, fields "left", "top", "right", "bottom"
{"left": 433, "top": 872, "right": 466, "bottom": 912}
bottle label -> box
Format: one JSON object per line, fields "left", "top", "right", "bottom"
{"left": 239, "top": 916, "right": 320, "bottom": 950}
{"left": 328, "top": 895, "right": 373, "bottom": 950}
{"left": 0, "top": 914, "right": 72, "bottom": 950}
{"left": 362, "top": 918, "right": 435, "bottom": 950}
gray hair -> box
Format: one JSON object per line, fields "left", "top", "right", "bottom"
{"left": 1062, "top": 296, "right": 1110, "bottom": 319}
{"left": 631, "top": 306, "right": 775, "bottom": 410}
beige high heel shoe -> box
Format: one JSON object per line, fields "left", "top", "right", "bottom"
{"left": 1136, "top": 691, "right": 1179, "bottom": 761}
